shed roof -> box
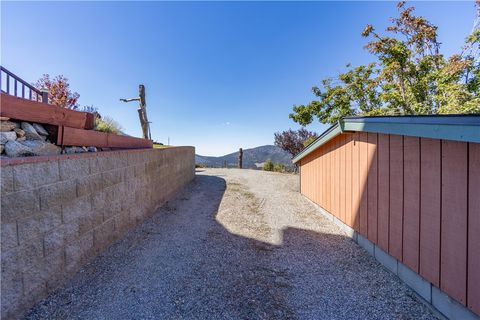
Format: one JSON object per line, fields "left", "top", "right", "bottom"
{"left": 292, "top": 114, "right": 480, "bottom": 163}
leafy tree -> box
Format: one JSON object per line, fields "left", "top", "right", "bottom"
{"left": 263, "top": 159, "right": 274, "bottom": 171}
{"left": 290, "top": 1, "right": 480, "bottom": 126}
{"left": 274, "top": 128, "right": 318, "bottom": 158}
{"left": 35, "top": 74, "right": 80, "bottom": 109}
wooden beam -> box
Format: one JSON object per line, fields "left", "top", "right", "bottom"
{"left": 106, "top": 132, "right": 153, "bottom": 149}
{"left": 61, "top": 126, "right": 152, "bottom": 149}
{"left": 0, "top": 93, "right": 95, "bottom": 129}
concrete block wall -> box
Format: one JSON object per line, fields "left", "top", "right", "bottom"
{"left": 1, "top": 147, "right": 195, "bottom": 319}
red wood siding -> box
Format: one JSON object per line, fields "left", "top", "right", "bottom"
{"left": 367, "top": 133, "right": 378, "bottom": 243}
{"left": 299, "top": 132, "right": 478, "bottom": 314}
{"left": 359, "top": 132, "right": 369, "bottom": 237}
{"left": 441, "top": 141, "right": 468, "bottom": 305}
{"left": 352, "top": 133, "right": 360, "bottom": 230}
{"left": 340, "top": 135, "right": 346, "bottom": 223}
{"left": 345, "top": 135, "right": 353, "bottom": 227}
{"left": 403, "top": 137, "right": 420, "bottom": 272}
{"left": 377, "top": 134, "right": 390, "bottom": 252}
{"left": 419, "top": 138, "right": 441, "bottom": 287}
{"left": 389, "top": 135, "right": 403, "bottom": 261}
{"left": 468, "top": 143, "right": 480, "bottom": 315}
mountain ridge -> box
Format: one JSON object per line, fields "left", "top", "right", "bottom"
{"left": 195, "top": 145, "right": 292, "bottom": 169}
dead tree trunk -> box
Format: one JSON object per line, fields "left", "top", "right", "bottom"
{"left": 119, "top": 84, "right": 151, "bottom": 141}
{"left": 138, "top": 85, "right": 151, "bottom": 140}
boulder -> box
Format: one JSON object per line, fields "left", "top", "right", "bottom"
{"left": 0, "top": 121, "right": 17, "bottom": 132}
{"left": 21, "top": 122, "right": 43, "bottom": 140}
{"left": 0, "top": 131, "right": 17, "bottom": 144}
{"left": 64, "top": 146, "right": 87, "bottom": 154}
{"left": 20, "top": 140, "right": 61, "bottom": 156}
{"left": 4, "top": 141, "right": 35, "bottom": 157}
{"left": 32, "top": 123, "right": 49, "bottom": 136}
{"left": 64, "top": 147, "right": 75, "bottom": 154}
{"left": 14, "top": 128, "right": 25, "bottom": 138}
{"left": 87, "top": 146, "right": 98, "bottom": 152}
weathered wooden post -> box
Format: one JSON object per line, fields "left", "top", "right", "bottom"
{"left": 120, "top": 84, "right": 152, "bottom": 140}
{"left": 41, "top": 89, "right": 49, "bottom": 104}
{"left": 238, "top": 148, "right": 243, "bottom": 169}
{"left": 224, "top": 160, "right": 227, "bottom": 168}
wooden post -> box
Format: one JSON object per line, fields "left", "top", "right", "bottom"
{"left": 41, "top": 89, "right": 49, "bottom": 104}
{"left": 238, "top": 148, "right": 243, "bottom": 169}
{"left": 224, "top": 160, "right": 227, "bottom": 168}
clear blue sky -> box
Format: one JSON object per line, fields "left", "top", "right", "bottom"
{"left": 1, "top": 1, "right": 477, "bottom": 156}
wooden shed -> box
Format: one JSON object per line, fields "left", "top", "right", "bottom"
{"left": 293, "top": 115, "right": 480, "bottom": 318}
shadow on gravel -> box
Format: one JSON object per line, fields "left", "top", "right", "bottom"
{"left": 24, "top": 174, "right": 437, "bottom": 320}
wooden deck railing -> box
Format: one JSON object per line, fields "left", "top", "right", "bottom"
{"left": 0, "top": 66, "right": 48, "bottom": 103}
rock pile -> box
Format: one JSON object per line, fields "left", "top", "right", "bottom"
{"left": 0, "top": 117, "right": 97, "bottom": 158}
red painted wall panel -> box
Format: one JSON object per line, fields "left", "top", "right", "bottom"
{"left": 441, "top": 140, "right": 468, "bottom": 305}
{"left": 345, "top": 134, "right": 353, "bottom": 227}
{"left": 359, "top": 133, "right": 369, "bottom": 237}
{"left": 468, "top": 143, "right": 480, "bottom": 314}
{"left": 340, "top": 135, "right": 346, "bottom": 223}
{"left": 330, "top": 140, "right": 335, "bottom": 217}
{"left": 389, "top": 135, "right": 404, "bottom": 261}
{"left": 377, "top": 134, "right": 390, "bottom": 252}
{"left": 419, "top": 138, "right": 441, "bottom": 287}
{"left": 317, "top": 148, "right": 322, "bottom": 205}
{"left": 335, "top": 139, "right": 340, "bottom": 218}
{"left": 352, "top": 133, "right": 360, "bottom": 230}
{"left": 403, "top": 137, "right": 420, "bottom": 272}
{"left": 367, "top": 133, "right": 378, "bottom": 243}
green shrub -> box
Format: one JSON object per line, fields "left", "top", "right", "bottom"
{"left": 95, "top": 116, "right": 123, "bottom": 134}
{"left": 273, "top": 163, "right": 285, "bottom": 172}
{"left": 263, "top": 159, "right": 274, "bottom": 171}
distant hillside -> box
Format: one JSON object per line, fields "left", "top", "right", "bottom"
{"left": 196, "top": 145, "right": 292, "bottom": 169}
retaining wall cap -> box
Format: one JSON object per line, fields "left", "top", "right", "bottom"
{"left": 0, "top": 146, "right": 195, "bottom": 167}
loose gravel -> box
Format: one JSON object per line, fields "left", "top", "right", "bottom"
{"left": 26, "top": 168, "right": 439, "bottom": 320}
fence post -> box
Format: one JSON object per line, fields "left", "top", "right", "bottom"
{"left": 238, "top": 148, "right": 243, "bottom": 169}
{"left": 41, "top": 89, "right": 49, "bottom": 104}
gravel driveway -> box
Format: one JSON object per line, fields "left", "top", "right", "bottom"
{"left": 27, "top": 168, "right": 439, "bottom": 320}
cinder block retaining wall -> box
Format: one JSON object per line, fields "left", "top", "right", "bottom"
{"left": 1, "top": 147, "right": 195, "bottom": 319}
{"left": 299, "top": 132, "right": 479, "bottom": 319}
